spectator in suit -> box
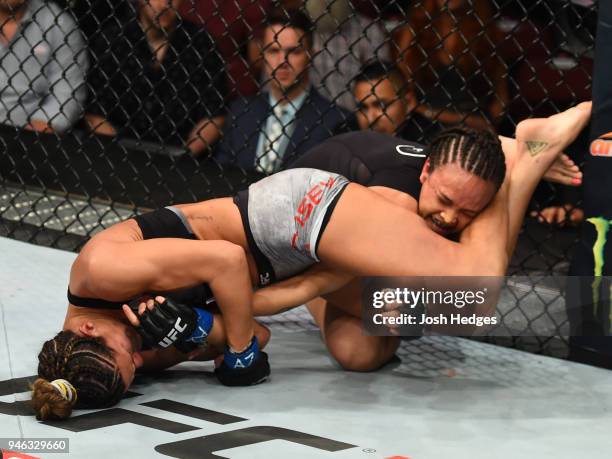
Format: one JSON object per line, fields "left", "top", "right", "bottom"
{"left": 215, "top": 7, "right": 350, "bottom": 173}
{"left": 85, "top": 0, "right": 225, "bottom": 155}
{"left": 0, "top": 0, "right": 88, "bottom": 133}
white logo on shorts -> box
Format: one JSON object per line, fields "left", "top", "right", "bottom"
{"left": 396, "top": 145, "right": 426, "bottom": 157}
{"left": 259, "top": 273, "right": 271, "bottom": 286}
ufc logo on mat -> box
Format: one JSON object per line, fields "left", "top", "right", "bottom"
{"left": 159, "top": 318, "right": 188, "bottom": 347}
{"left": 1, "top": 377, "right": 357, "bottom": 458}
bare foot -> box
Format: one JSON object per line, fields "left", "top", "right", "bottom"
{"left": 544, "top": 153, "right": 583, "bottom": 186}
{"left": 500, "top": 137, "right": 582, "bottom": 185}
{"left": 514, "top": 101, "right": 591, "bottom": 176}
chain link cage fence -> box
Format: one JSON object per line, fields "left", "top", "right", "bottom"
{"left": 0, "top": 0, "right": 597, "bottom": 357}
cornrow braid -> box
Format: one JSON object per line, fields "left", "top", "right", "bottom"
{"left": 32, "top": 330, "right": 125, "bottom": 420}
{"left": 427, "top": 126, "right": 506, "bottom": 191}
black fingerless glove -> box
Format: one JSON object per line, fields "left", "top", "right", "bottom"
{"left": 133, "top": 298, "right": 200, "bottom": 353}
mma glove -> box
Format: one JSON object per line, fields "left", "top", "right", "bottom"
{"left": 215, "top": 336, "right": 271, "bottom": 386}
{"left": 132, "top": 298, "right": 214, "bottom": 353}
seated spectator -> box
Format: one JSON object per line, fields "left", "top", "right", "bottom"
{"left": 395, "top": 0, "right": 509, "bottom": 130}
{"left": 0, "top": 0, "right": 88, "bottom": 133}
{"left": 348, "top": 61, "right": 442, "bottom": 142}
{"left": 215, "top": 8, "right": 350, "bottom": 173}
{"left": 307, "top": 0, "right": 390, "bottom": 110}
{"left": 85, "top": 0, "right": 225, "bottom": 155}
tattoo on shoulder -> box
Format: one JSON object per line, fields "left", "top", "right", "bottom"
{"left": 526, "top": 140, "right": 549, "bottom": 157}
{"left": 189, "top": 215, "right": 213, "bottom": 222}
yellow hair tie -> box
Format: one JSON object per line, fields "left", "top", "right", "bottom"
{"left": 50, "top": 379, "right": 78, "bottom": 405}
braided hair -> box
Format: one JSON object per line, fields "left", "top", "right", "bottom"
{"left": 31, "top": 330, "right": 125, "bottom": 420}
{"left": 427, "top": 127, "right": 506, "bottom": 191}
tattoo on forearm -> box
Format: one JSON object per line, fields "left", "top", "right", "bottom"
{"left": 526, "top": 140, "right": 549, "bottom": 157}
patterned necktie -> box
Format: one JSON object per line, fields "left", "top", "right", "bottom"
{"left": 257, "top": 104, "right": 288, "bottom": 173}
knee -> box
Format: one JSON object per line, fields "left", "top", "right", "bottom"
{"left": 329, "top": 337, "right": 399, "bottom": 372}
{"left": 217, "top": 241, "right": 248, "bottom": 270}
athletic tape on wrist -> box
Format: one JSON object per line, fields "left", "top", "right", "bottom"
{"left": 224, "top": 336, "right": 259, "bottom": 369}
